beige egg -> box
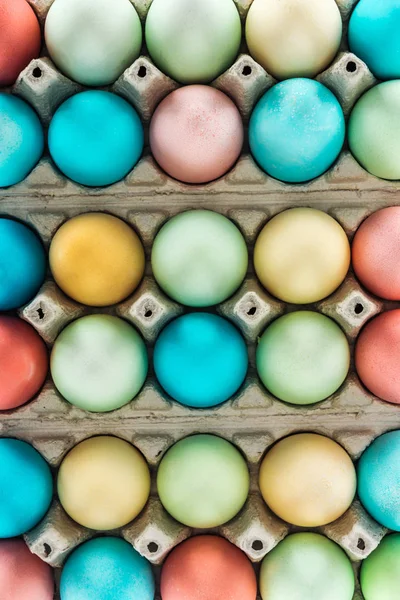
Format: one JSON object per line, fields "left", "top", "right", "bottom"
{"left": 246, "top": 0, "right": 342, "bottom": 80}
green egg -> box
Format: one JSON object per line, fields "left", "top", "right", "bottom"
{"left": 361, "top": 534, "right": 400, "bottom": 600}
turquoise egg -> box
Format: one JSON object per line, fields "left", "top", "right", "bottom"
{"left": 154, "top": 313, "right": 248, "bottom": 408}
{"left": 0, "top": 218, "right": 46, "bottom": 310}
{"left": 349, "top": 0, "right": 400, "bottom": 80}
{"left": 48, "top": 91, "right": 144, "bottom": 187}
{"left": 358, "top": 430, "right": 400, "bottom": 530}
{"left": 0, "top": 94, "right": 43, "bottom": 187}
{"left": 0, "top": 438, "right": 53, "bottom": 538}
{"left": 60, "top": 537, "right": 155, "bottom": 600}
{"left": 249, "top": 78, "right": 345, "bottom": 183}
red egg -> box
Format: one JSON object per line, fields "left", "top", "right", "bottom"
{"left": 353, "top": 207, "right": 400, "bottom": 300}
{"left": 0, "top": 316, "right": 48, "bottom": 410}
{"left": 0, "top": 0, "right": 41, "bottom": 86}
{"left": 160, "top": 536, "right": 257, "bottom": 600}
{"left": 355, "top": 310, "right": 400, "bottom": 404}
{"left": 0, "top": 539, "right": 54, "bottom": 600}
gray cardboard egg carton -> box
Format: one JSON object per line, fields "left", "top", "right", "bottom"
{"left": 0, "top": 0, "right": 399, "bottom": 598}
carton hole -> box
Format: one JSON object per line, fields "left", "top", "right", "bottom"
{"left": 247, "top": 306, "right": 257, "bottom": 316}
{"left": 138, "top": 66, "right": 147, "bottom": 78}
{"left": 32, "top": 67, "right": 42, "bottom": 79}
{"left": 354, "top": 303, "right": 364, "bottom": 315}
{"left": 37, "top": 307, "right": 45, "bottom": 320}
{"left": 357, "top": 538, "right": 366, "bottom": 551}
{"left": 251, "top": 539, "right": 264, "bottom": 551}
{"left": 43, "top": 543, "right": 52, "bottom": 557}
{"left": 144, "top": 309, "right": 153, "bottom": 318}
{"left": 346, "top": 61, "right": 357, "bottom": 73}
{"left": 147, "top": 542, "right": 159, "bottom": 554}
{"left": 242, "top": 65, "right": 252, "bottom": 77}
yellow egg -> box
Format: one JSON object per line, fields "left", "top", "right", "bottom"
{"left": 57, "top": 436, "right": 151, "bottom": 530}
{"left": 246, "top": 0, "right": 342, "bottom": 80}
{"left": 259, "top": 433, "right": 356, "bottom": 527}
{"left": 254, "top": 208, "right": 350, "bottom": 304}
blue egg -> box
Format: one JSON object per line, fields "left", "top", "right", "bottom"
{"left": 0, "top": 438, "right": 53, "bottom": 538}
{"left": 358, "top": 430, "right": 400, "bottom": 530}
{"left": 0, "top": 94, "right": 43, "bottom": 187}
{"left": 60, "top": 537, "right": 155, "bottom": 600}
{"left": 48, "top": 91, "right": 144, "bottom": 187}
{"left": 249, "top": 78, "right": 345, "bottom": 183}
{"left": 154, "top": 313, "right": 248, "bottom": 408}
{"left": 0, "top": 218, "right": 46, "bottom": 310}
{"left": 349, "top": 0, "right": 400, "bottom": 80}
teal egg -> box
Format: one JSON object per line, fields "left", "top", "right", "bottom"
{"left": 361, "top": 534, "right": 400, "bottom": 600}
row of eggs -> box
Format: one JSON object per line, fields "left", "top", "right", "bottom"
{"left": 5, "top": 0, "right": 400, "bottom": 87}
{"left": 3, "top": 76, "right": 400, "bottom": 187}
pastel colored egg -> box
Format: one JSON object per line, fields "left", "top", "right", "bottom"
{"left": 246, "top": 0, "right": 342, "bottom": 80}
{"left": 0, "top": 438, "right": 53, "bottom": 537}
{"left": 0, "top": 539, "right": 54, "bottom": 600}
{"left": 48, "top": 91, "right": 143, "bottom": 187}
{"left": 249, "top": 79, "right": 345, "bottom": 183}
{"left": 49, "top": 213, "right": 145, "bottom": 307}
{"left": 45, "top": 0, "right": 142, "bottom": 86}
{"left": 153, "top": 313, "right": 248, "bottom": 408}
{"left": 361, "top": 534, "right": 400, "bottom": 600}
{"left": 57, "top": 436, "right": 150, "bottom": 530}
{"left": 60, "top": 537, "right": 155, "bottom": 600}
{"left": 260, "top": 533, "right": 355, "bottom": 600}
{"left": 161, "top": 536, "right": 257, "bottom": 600}
{"left": 358, "top": 431, "right": 400, "bottom": 530}
{"left": 257, "top": 312, "right": 350, "bottom": 405}
{"left": 145, "top": 0, "right": 241, "bottom": 84}
{"left": 51, "top": 315, "right": 147, "bottom": 412}
{"left": 259, "top": 434, "right": 356, "bottom": 527}
{"left": 0, "top": 218, "right": 46, "bottom": 310}
{"left": 355, "top": 310, "right": 400, "bottom": 404}
{"left": 149, "top": 85, "right": 243, "bottom": 184}
{"left": 151, "top": 210, "right": 248, "bottom": 307}
{"left": 254, "top": 208, "right": 350, "bottom": 304}
{"left": 0, "top": 94, "right": 43, "bottom": 187}
{"left": 353, "top": 207, "right": 400, "bottom": 299}
{"left": 157, "top": 435, "right": 250, "bottom": 528}
{"left": 349, "top": 81, "right": 400, "bottom": 180}
{"left": 0, "top": 317, "right": 48, "bottom": 411}
{"left": 349, "top": 0, "right": 400, "bottom": 80}
{"left": 0, "top": 0, "right": 41, "bottom": 86}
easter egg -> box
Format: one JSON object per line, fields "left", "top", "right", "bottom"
{"left": 51, "top": 315, "right": 147, "bottom": 412}
{"left": 0, "top": 218, "right": 46, "bottom": 310}
{"left": 0, "top": 438, "right": 53, "bottom": 537}
{"left": 361, "top": 534, "right": 400, "bottom": 600}
{"left": 246, "top": 0, "right": 342, "bottom": 80}
{"left": 0, "top": 317, "right": 48, "bottom": 411}
{"left": 151, "top": 210, "right": 248, "bottom": 306}
{"left": 349, "top": 81, "right": 400, "bottom": 180}
{"left": 257, "top": 312, "right": 350, "bottom": 405}
{"left": 0, "top": 539, "right": 54, "bottom": 600}
{"left": 0, "top": 0, "right": 41, "bottom": 86}
{"left": 249, "top": 79, "right": 345, "bottom": 183}
{"left": 48, "top": 91, "right": 143, "bottom": 187}
{"left": 45, "top": 0, "right": 142, "bottom": 86}
{"left": 145, "top": 0, "right": 241, "bottom": 83}
{"left": 355, "top": 310, "right": 400, "bottom": 404}
{"left": 153, "top": 313, "right": 248, "bottom": 408}
{"left": 160, "top": 536, "right": 257, "bottom": 600}
{"left": 57, "top": 436, "right": 150, "bottom": 530}
{"left": 259, "top": 434, "right": 356, "bottom": 527}
{"left": 0, "top": 94, "right": 43, "bottom": 187}
{"left": 259, "top": 533, "right": 355, "bottom": 600}
{"left": 157, "top": 435, "right": 250, "bottom": 528}
{"left": 358, "top": 431, "right": 400, "bottom": 530}
{"left": 349, "top": 0, "right": 400, "bottom": 80}
{"left": 60, "top": 537, "right": 154, "bottom": 600}
{"left": 149, "top": 85, "right": 243, "bottom": 183}
{"left": 254, "top": 208, "right": 350, "bottom": 304}
{"left": 49, "top": 213, "right": 145, "bottom": 307}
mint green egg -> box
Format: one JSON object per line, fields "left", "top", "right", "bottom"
{"left": 256, "top": 311, "right": 350, "bottom": 405}
{"left": 260, "top": 533, "right": 355, "bottom": 600}
{"left": 145, "top": 0, "right": 241, "bottom": 84}
{"left": 157, "top": 434, "right": 250, "bottom": 528}
{"left": 51, "top": 314, "right": 148, "bottom": 412}
{"left": 361, "top": 535, "right": 400, "bottom": 600}
{"left": 349, "top": 81, "right": 400, "bottom": 180}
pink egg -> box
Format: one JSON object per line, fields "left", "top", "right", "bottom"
{"left": 0, "top": 539, "right": 54, "bottom": 600}
{"left": 149, "top": 85, "right": 243, "bottom": 184}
